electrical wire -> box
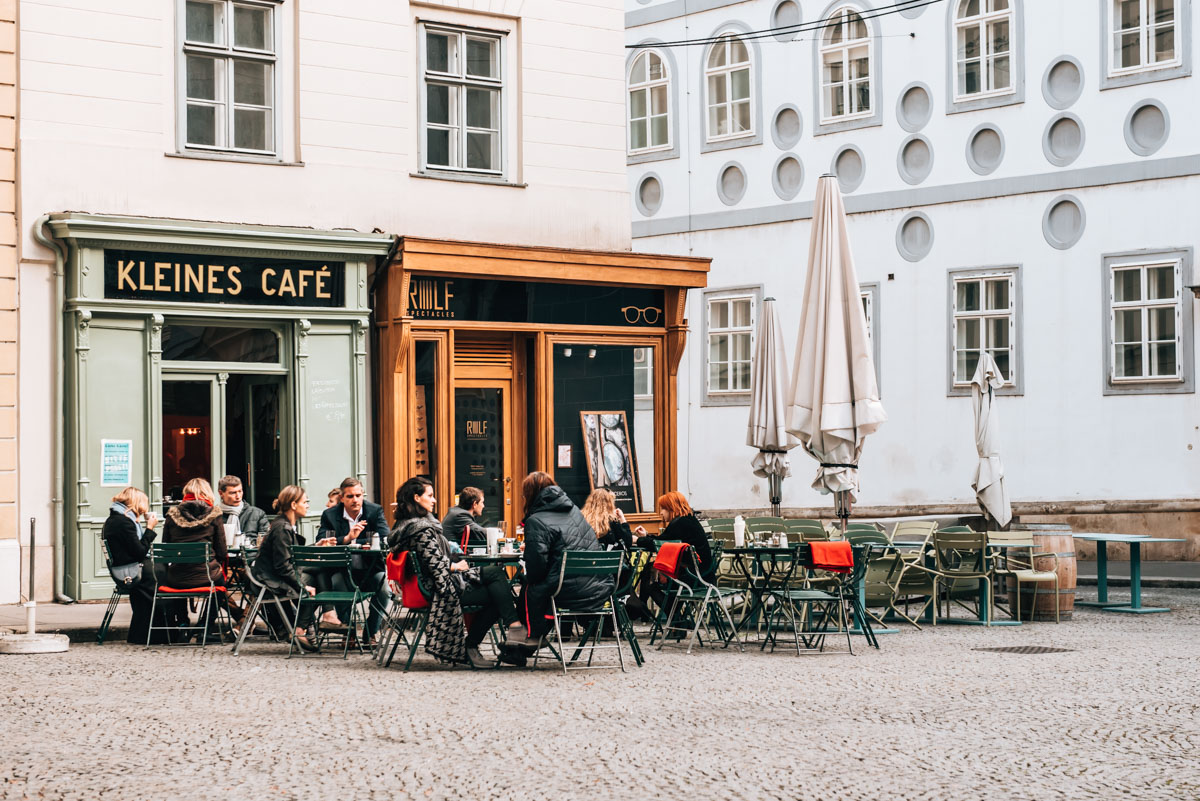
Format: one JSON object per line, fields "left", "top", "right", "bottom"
{"left": 627, "top": 0, "right": 944, "bottom": 49}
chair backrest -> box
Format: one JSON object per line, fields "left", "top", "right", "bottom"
{"left": 151, "top": 542, "right": 211, "bottom": 564}
{"left": 985, "top": 531, "right": 1035, "bottom": 548}
{"left": 291, "top": 545, "right": 353, "bottom": 570}
{"left": 459, "top": 524, "right": 471, "bottom": 551}
{"left": 788, "top": 518, "right": 823, "bottom": 528}
{"left": 937, "top": 525, "right": 974, "bottom": 534}
{"left": 932, "top": 528, "right": 987, "bottom": 572}
{"left": 845, "top": 529, "right": 891, "bottom": 548}
{"left": 98, "top": 535, "right": 116, "bottom": 571}
{"left": 891, "top": 521, "right": 937, "bottom": 543}
{"left": 652, "top": 542, "right": 689, "bottom": 581}
{"left": 809, "top": 541, "right": 855, "bottom": 573}
{"left": 389, "top": 551, "right": 431, "bottom": 609}
{"left": 554, "top": 550, "right": 623, "bottom": 597}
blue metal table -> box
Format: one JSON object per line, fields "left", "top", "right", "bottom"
{"left": 1073, "top": 533, "right": 1185, "bottom": 614}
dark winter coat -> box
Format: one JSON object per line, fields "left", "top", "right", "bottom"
{"left": 637, "top": 513, "right": 712, "bottom": 575}
{"left": 252, "top": 515, "right": 306, "bottom": 597}
{"left": 162, "top": 500, "right": 227, "bottom": 587}
{"left": 221, "top": 504, "right": 270, "bottom": 544}
{"left": 319, "top": 501, "right": 390, "bottom": 545}
{"left": 102, "top": 504, "right": 156, "bottom": 568}
{"left": 390, "top": 514, "right": 467, "bottom": 664}
{"left": 596, "top": 518, "right": 634, "bottom": 552}
{"left": 441, "top": 505, "right": 486, "bottom": 549}
{"left": 523, "top": 486, "right": 613, "bottom": 616}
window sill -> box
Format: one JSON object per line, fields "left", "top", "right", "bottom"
{"left": 1101, "top": 61, "right": 1191, "bottom": 90}
{"left": 946, "top": 91, "right": 1022, "bottom": 115}
{"left": 1104, "top": 377, "right": 1192, "bottom": 396}
{"left": 167, "top": 151, "right": 304, "bottom": 167}
{"left": 411, "top": 171, "right": 526, "bottom": 188}
{"left": 813, "top": 114, "right": 882, "bottom": 137}
{"left": 948, "top": 383, "right": 1023, "bottom": 398}
{"left": 701, "top": 393, "right": 752, "bottom": 407}
{"left": 700, "top": 131, "right": 762, "bottom": 155}
{"left": 628, "top": 147, "right": 679, "bottom": 166}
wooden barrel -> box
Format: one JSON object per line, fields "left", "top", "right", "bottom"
{"left": 1007, "top": 531, "right": 1076, "bottom": 621}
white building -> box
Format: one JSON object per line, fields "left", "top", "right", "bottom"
{"left": 5, "top": 0, "right": 714, "bottom": 603}
{"left": 626, "top": 0, "right": 1199, "bottom": 558}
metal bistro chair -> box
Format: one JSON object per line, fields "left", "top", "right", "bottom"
{"left": 232, "top": 558, "right": 299, "bottom": 656}
{"left": 988, "top": 531, "right": 1061, "bottom": 623}
{"left": 97, "top": 536, "right": 133, "bottom": 645}
{"left": 290, "top": 546, "right": 369, "bottom": 658}
{"left": 377, "top": 551, "right": 432, "bottom": 670}
{"left": 533, "top": 550, "right": 629, "bottom": 674}
{"left": 146, "top": 542, "right": 231, "bottom": 647}
{"left": 612, "top": 552, "right": 646, "bottom": 667}
{"left": 652, "top": 543, "right": 744, "bottom": 655}
{"left": 912, "top": 527, "right": 994, "bottom": 625}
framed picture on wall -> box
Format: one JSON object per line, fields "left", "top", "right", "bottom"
{"left": 579, "top": 411, "right": 641, "bottom": 513}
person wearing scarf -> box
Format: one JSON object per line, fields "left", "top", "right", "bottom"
{"left": 101, "top": 487, "right": 160, "bottom": 643}
{"left": 217, "top": 475, "right": 270, "bottom": 547}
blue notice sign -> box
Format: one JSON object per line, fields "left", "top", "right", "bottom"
{"left": 101, "top": 439, "right": 133, "bottom": 487}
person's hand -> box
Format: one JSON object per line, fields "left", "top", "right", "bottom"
{"left": 318, "top": 537, "right": 335, "bottom": 547}
{"left": 451, "top": 560, "right": 469, "bottom": 573}
{"left": 615, "top": 509, "right": 627, "bottom": 524}
{"left": 305, "top": 586, "right": 316, "bottom": 596}
{"left": 345, "top": 521, "right": 366, "bottom": 544}
{"left": 634, "top": 525, "right": 647, "bottom": 535}
{"left": 146, "top": 512, "right": 158, "bottom": 530}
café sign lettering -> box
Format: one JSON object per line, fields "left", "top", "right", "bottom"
{"left": 104, "top": 249, "right": 345, "bottom": 308}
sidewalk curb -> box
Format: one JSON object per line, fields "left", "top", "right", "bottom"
{"left": 3, "top": 626, "right": 125, "bottom": 644}
{"left": 1077, "top": 577, "right": 1200, "bottom": 589}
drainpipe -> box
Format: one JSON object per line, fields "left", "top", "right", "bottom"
{"left": 31, "top": 215, "right": 73, "bottom": 603}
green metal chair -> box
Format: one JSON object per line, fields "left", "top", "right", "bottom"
{"left": 988, "top": 531, "right": 1060, "bottom": 623}
{"left": 97, "top": 536, "right": 131, "bottom": 645}
{"left": 232, "top": 553, "right": 300, "bottom": 656}
{"left": 533, "top": 551, "right": 629, "bottom": 674}
{"left": 290, "top": 546, "right": 368, "bottom": 658}
{"left": 651, "top": 544, "right": 744, "bottom": 655}
{"left": 910, "top": 527, "right": 993, "bottom": 625}
{"left": 147, "top": 542, "right": 230, "bottom": 647}
{"left": 745, "top": 517, "right": 786, "bottom": 536}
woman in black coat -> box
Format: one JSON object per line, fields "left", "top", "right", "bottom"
{"left": 633, "top": 491, "right": 713, "bottom": 614}
{"left": 100, "top": 487, "right": 159, "bottom": 643}
{"left": 509, "top": 473, "right": 612, "bottom": 654}
{"left": 251, "top": 485, "right": 318, "bottom": 651}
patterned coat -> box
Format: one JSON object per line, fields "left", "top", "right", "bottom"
{"left": 389, "top": 514, "right": 467, "bottom": 665}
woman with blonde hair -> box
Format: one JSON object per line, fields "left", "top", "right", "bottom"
{"left": 101, "top": 486, "right": 160, "bottom": 643}
{"left": 162, "top": 477, "right": 228, "bottom": 637}
{"left": 581, "top": 488, "right": 633, "bottom": 551}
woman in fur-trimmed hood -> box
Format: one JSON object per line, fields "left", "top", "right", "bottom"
{"left": 162, "top": 478, "right": 228, "bottom": 588}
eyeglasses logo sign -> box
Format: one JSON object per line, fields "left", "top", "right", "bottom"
{"left": 620, "top": 305, "right": 662, "bottom": 325}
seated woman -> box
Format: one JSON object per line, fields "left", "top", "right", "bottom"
{"left": 162, "top": 477, "right": 228, "bottom": 637}
{"left": 505, "top": 472, "right": 613, "bottom": 657}
{"left": 388, "top": 476, "right": 522, "bottom": 669}
{"left": 251, "top": 485, "right": 319, "bottom": 651}
{"left": 581, "top": 488, "right": 633, "bottom": 552}
{"left": 101, "top": 486, "right": 159, "bottom": 643}
{"left": 633, "top": 491, "right": 713, "bottom": 615}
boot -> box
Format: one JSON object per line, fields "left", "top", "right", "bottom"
{"left": 466, "top": 646, "right": 496, "bottom": 669}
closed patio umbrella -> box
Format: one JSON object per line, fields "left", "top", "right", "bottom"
{"left": 785, "top": 175, "right": 886, "bottom": 530}
{"left": 970, "top": 352, "right": 1011, "bottom": 528}
{"left": 747, "top": 297, "right": 798, "bottom": 516}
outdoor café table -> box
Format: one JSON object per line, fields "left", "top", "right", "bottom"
{"left": 1072, "top": 533, "right": 1186, "bottom": 614}
{"left": 462, "top": 552, "right": 523, "bottom": 566}
{"left": 723, "top": 546, "right": 801, "bottom": 645}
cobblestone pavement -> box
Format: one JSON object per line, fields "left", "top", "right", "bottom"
{"left": 2, "top": 587, "right": 1198, "bottom": 801}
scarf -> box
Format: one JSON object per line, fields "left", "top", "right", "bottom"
{"left": 111, "top": 501, "right": 144, "bottom": 539}
{"left": 183, "top": 492, "right": 213, "bottom": 506}
{"left": 219, "top": 501, "right": 244, "bottom": 535}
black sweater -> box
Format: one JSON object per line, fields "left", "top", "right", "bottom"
{"left": 102, "top": 509, "right": 156, "bottom": 567}
{"left": 637, "top": 514, "right": 712, "bottom": 574}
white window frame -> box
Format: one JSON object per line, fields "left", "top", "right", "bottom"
{"left": 819, "top": 6, "right": 873, "bottom": 124}
{"left": 706, "top": 292, "right": 756, "bottom": 396}
{"left": 954, "top": 0, "right": 1015, "bottom": 101}
{"left": 1109, "top": 0, "right": 1181, "bottom": 77}
{"left": 176, "top": 0, "right": 281, "bottom": 157}
{"left": 704, "top": 34, "right": 754, "bottom": 144}
{"left": 1108, "top": 258, "right": 1184, "bottom": 383}
{"left": 628, "top": 50, "right": 672, "bottom": 155}
{"left": 633, "top": 347, "right": 654, "bottom": 400}
{"left": 950, "top": 269, "right": 1017, "bottom": 390}
{"left": 418, "top": 22, "right": 506, "bottom": 177}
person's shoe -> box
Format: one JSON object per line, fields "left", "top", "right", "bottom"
{"left": 319, "top": 618, "right": 348, "bottom": 632}
{"left": 294, "top": 632, "right": 318, "bottom": 652}
{"left": 466, "top": 646, "right": 497, "bottom": 669}
{"left": 510, "top": 633, "right": 547, "bottom": 654}
{"left": 497, "top": 645, "right": 528, "bottom": 667}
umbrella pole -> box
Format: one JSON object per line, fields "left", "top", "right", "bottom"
{"left": 835, "top": 490, "right": 851, "bottom": 536}
{"left": 769, "top": 473, "right": 782, "bottom": 518}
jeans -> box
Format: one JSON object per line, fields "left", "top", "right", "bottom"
{"left": 461, "top": 565, "right": 518, "bottom": 647}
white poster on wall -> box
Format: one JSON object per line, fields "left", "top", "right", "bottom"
{"left": 100, "top": 439, "right": 133, "bottom": 487}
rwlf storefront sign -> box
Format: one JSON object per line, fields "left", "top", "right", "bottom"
{"left": 104, "top": 249, "right": 345, "bottom": 307}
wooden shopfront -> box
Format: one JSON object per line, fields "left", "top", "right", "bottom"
{"left": 374, "top": 238, "right": 709, "bottom": 534}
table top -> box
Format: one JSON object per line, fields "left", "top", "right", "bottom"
{"left": 1072, "top": 534, "right": 1185, "bottom": 543}
{"left": 724, "top": 546, "right": 799, "bottom": 556}
{"left": 464, "top": 552, "right": 522, "bottom": 564}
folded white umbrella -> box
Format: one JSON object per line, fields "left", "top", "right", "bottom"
{"left": 970, "top": 352, "right": 1011, "bottom": 528}
{"left": 747, "top": 297, "right": 798, "bottom": 515}
{"left": 785, "top": 175, "right": 886, "bottom": 509}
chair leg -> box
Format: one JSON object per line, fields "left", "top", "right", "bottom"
{"left": 147, "top": 588, "right": 158, "bottom": 647}
{"left": 98, "top": 589, "right": 121, "bottom": 645}
{"left": 403, "top": 613, "right": 427, "bottom": 672}
{"left": 657, "top": 596, "right": 680, "bottom": 651}
{"left": 610, "top": 604, "right": 626, "bottom": 673}
{"left": 233, "top": 588, "right": 266, "bottom": 656}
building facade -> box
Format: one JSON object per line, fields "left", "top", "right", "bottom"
{"left": 626, "top": 0, "right": 1199, "bottom": 558}
{"left": 4, "top": 0, "right": 708, "bottom": 603}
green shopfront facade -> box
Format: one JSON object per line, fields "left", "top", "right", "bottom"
{"left": 47, "top": 214, "right": 392, "bottom": 600}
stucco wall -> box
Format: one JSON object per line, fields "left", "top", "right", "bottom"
{"left": 0, "top": 0, "right": 17, "bottom": 603}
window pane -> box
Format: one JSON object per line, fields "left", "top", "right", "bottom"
{"left": 427, "top": 84, "right": 452, "bottom": 126}
{"left": 710, "top": 105, "right": 728, "bottom": 137}
{"left": 711, "top": 362, "right": 728, "bottom": 391}
{"left": 985, "top": 279, "right": 1010, "bottom": 310}
{"left": 1114, "top": 308, "right": 1142, "bottom": 343}
{"left": 1151, "top": 342, "right": 1177, "bottom": 376}
{"left": 710, "top": 335, "right": 729, "bottom": 363}
{"left": 990, "top": 19, "right": 1010, "bottom": 56}
{"left": 735, "top": 362, "right": 751, "bottom": 390}
{"left": 648, "top": 53, "right": 665, "bottom": 81}
{"left": 466, "top": 88, "right": 497, "bottom": 129}
{"left": 233, "top": 60, "right": 270, "bottom": 106}
{"left": 650, "top": 85, "right": 667, "bottom": 115}
{"left": 959, "top": 24, "right": 981, "bottom": 60}
{"left": 1113, "top": 268, "right": 1142, "bottom": 302}
{"left": 1147, "top": 265, "right": 1175, "bottom": 299}
{"left": 427, "top": 31, "right": 455, "bottom": 73}
{"left": 730, "top": 39, "right": 748, "bottom": 64}
{"left": 466, "top": 38, "right": 497, "bottom": 78}
{"left": 851, "top": 54, "right": 870, "bottom": 80}
{"left": 734, "top": 332, "right": 751, "bottom": 361}
{"left": 992, "top": 0, "right": 1009, "bottom": 11}
{"left": 708, "top": 74, "right": 728, "bottom": 105}
{"left": 466, "top": 131, "right": 495, "bottom": 170}
{"left": 427, "top": 128, "right": 451, "bottom": 167}
{"left": 233, "top": 107, "right": 269, "bottom": 150}
{"left": 960, "top": 59, "right": 982, "bottom": 94}
{"left": 650, "top": 115, "right": 668, "bottom": 146}
{"left": 961, "top": 0, "right": 981, "bottom": 16}
{"left": 1154, "top": 26, "right": 1175, "bottom": 61}
{"left": 827, "top": 84, "right": 845, "bottom": 118}
{"left": 1149, "top": 306, "right": 1175, "bottom": 340}
{"left": 630, "top": 119, "right": 647, "bottom": 150}
{"left": 163, "top": 325, "right": 279, "bottom": 362}
{"left": 991, "top": 56, "right": 1011, "bottom": 91}
{"left": 1154, "top": 0, "right": 1175, "bottom": 22}
{"left": 992, "top": 350, "right": 1010, "bottom": 380}
{"left": 957, "top": 318, "right": 980, "bottom": 350}
{"left": 1117, "top": 0, "right": 1140, "bottom": 29}
{"left": 1116, "top": 343, "right": 1143, "bottom": 377}
{"left": 630, "top": 53, "right": 647, "bottom": 84}
{"left": 186, "top": 103, "right": 218, "bottom": 146}
{"left": 708, "top": 42, "right": 727, "bottom": 69}
{"left": 1118, "top": 31, "right": 1141, "bottom": 68}
{"left": 854, "top": 82, "right": 870, "bottom": 113}
{"left": 233, "top": 4, "right": 270, "bottom": 50}
{"left": 988, "top": 317, "right": 1009, "bottom": 349}
{"left": 956, "top": 280, "right": 981, "bottom": 312}
{"left": 957, "top": 349, "right": 980, "bottom": 382}
{"left": 187, "top": 55, "right": 219, "bottom": 101}
{"left": 734, "top": 101, "right": 750, "bottom": 133}
{"left": 824, "top": 57, "right": 845, "bottom": 85}
{"left": 710, "top": 300, "right": 728, "bottom": 329}
{"left": 186, "top": 1, "right": 223, "bottom": 44}
{"left": 849, "top": 14, "right": 866, "bottom": 39}
{"left": 732, "top": 298, "right": 751, "bottom": 327}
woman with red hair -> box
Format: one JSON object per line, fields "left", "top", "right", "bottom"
{"left": 635, "top": 491, "right": 712, "bottom": 574}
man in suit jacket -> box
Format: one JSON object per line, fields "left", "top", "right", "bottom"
{"left": 318, "top": 478, "right": 391, "bottom": 644}
{"left": 441, "top": 486, "right": 488, "bottom": 550}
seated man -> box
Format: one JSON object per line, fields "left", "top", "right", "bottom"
{"left": 441, "top": 487, "right": 488, "bottom": 551}
{"left": 217, "top": 475, "right": 271, "bottom": 626}
{"left": 319, "top": 477, "right": 391, "bottom": 645}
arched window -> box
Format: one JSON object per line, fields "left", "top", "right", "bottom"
{"left": 628, "top": 50, "right": 670, "bottom": 153}
{"left": 704, "top": 34, "right": 752, "bottom": 141}
{"left": 955, "top": 0, "right": 1013, "bottom": 98}
{"left": 820, "top": 7, "right": 871, "bottom": 121}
